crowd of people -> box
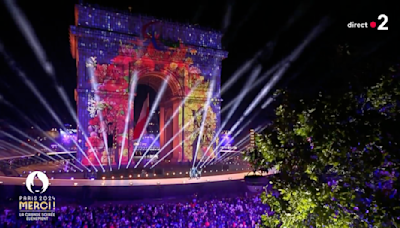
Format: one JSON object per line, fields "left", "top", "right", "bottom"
{"left": 0, "top": 193, "right": 268, "bottom": 228}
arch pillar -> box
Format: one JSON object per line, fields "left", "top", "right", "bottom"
{"left": 172, "top": 99, "right": 182, "bottom": 161}
{"left": 159, "top": 104, "right": 171, "bottom": 160}
{"left": 159, "top": 106, "right": 165, "bottom": 148}
{"left": 158, "top": 97, "right": 182, "bottom": 162}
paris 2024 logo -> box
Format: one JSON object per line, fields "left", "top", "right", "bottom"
{"left": 25, "top": 171, "right": 49, "bottom": 194}
{"left": 19, "top": 171, "right": 56, "bottom": 221}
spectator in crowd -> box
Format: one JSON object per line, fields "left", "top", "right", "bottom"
{"left": 0, "top": 193, "right": 268, "bottom": 228}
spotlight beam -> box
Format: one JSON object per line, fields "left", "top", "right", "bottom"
{"left": 0, "top": 141, "right": 47, "bottom": 163}
{"left": 198, "top": 65, "right": 261, "bottom": 165}
{"left": 118, "top": 72, "right": 138, "bottom": 169}
{"left": 144, "top": 66, "right": 222, "bottom": 168}
{"left": 203, "top": 113, "right": 260, "bottom": 167}
{"left": 150, "top": 129, "right": 200, "bottom": 169}
{"left": 2, "top": 2, "right": 105, "bottom": 170}
{"left": 143, "top": 107, "right": 204, "bottom": 167}
{"left": 87, "top": 58, "right": 113, "bottom": 170}
{"left": 129, "top": 76, "right": 170, "bottom": 168}
{"left": 212, "top": 149, "right": 246, "bottom": 165}
{"left": 209, "top": 18, "right": 331, "bottom": 167}
{"left": 236, "top": 140, "right": 250, "bottom": 150}
{"left": 142, "top": 81, "right": 201, "bottom": 159}
{"left": 0, "top": 45, "right": 104, "bottom": 172}
{"left": 211, "top": 150, "right": 236, "bottom": 165}
{"left": 217, "top": 40, "right": 273, "bottom": 99}
{"left": 211, "top": 133, "right": 257, "bottom": 164}
{"left": 247, "top": 17, "right": 331, "bottom": 117}
{"left": 145, "top": 60, "right": 241, "bottom": 168}
{"left": 0, "top": 92, "right": 97, "bottom": 171}
{"left": 0, "top": 25, "right": 266, "bottom": 171}
{"left": 192, "top": 79, "right": 215, "bottom": 168}
{"left": 222, "top": 1, "right": 233, "bottom": 32}
{"left": 243, "top": 64, "right": 287, "bottom": 117}
{"left": 35, "top": 128, "right": 90, "bottom": 171}
{"left": 39, "top": 132, "right": 89, "bottom": 170}
{"left": 8, "top": 126, "right": 83, "bottom": 172}
{"left": 220, "top": 56, "right": 256, "bottom": 95}
{"left": 212, "top": 125, "right": 267, "bottom": 164}
{"left": 211, "top": 151, "right": 241, "bottom": 166}
{"left": 224, "top": 2, "right": 261, "bottom": 49}
{"left": 261, "top": 97, "right": 274, "bottom": 109}
{"left": 203, "top": 113, "right": 255, "bottom": 167}
{"left": 3, "top": 0, "right": 55, "bottom": 79}
{"left": 1, "top": 131, "right": 61, "bottom": 165}
{"left": 212, "top": 126, "right": 262, "bottom": 165}
{"left": 9, "top": 125, "right": 87, "bottom": 172}
{"left": 94, "top": 98, "right": 110, "bottom": 170}
{"left": 220, "top": 40, "right": 318, "bottom": 115}
{"left": 220, "top": 58, "right": 285, "bottom": 114}
{"left": 2, "top": 3, "right": 329, "bottom": 171}
{"left": 214, "top": 146, "right": 247, "bottom": 165}
{"left": 144, "top": 61, "right": 218, "bottom": 168}
{"left": 204, "top": 112, "right": 259, "bottom": 167}
{"left": 55, "top": 86, "right": 99, "bottom": 171}
{"left": 260, "top": 55, "right": 314, "bottom": 110}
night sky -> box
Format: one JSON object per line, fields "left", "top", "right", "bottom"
{"left": 0, "top": 0, "right": 399, "bottom": 132}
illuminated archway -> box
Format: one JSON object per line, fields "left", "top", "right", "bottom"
{"left": 70, "top": 4, "right": 227, "bottom": 166}
{"left": 136, "top": 72, "right": 183, "bottom": 161}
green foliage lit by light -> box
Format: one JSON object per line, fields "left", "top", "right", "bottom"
{"left": 252, "top": 45, "right": 400, "bottom": 227}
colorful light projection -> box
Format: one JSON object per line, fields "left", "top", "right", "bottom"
{"left": 71, "top": 5, "right": 227, "bottom": 164}
{"left": 181, "top": 72, "right": 219, "bottom": 160}
{"left": 84, "top": 62, "right": 132, "bottom": 166}
{"left": 136, "top": 134, "right": 160, "bottom": 149}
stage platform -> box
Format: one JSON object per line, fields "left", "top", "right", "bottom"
{"left": 0, "top": 172, "right": 249, "bottom": 186}
{"left": 15, "top": 160, "right": 250, "bottom": 180}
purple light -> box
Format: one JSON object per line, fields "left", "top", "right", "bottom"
{"left": 138, "top": 134, "right": 160, "bottom": 148}
{"left": 220, "top": 133, "right": 233, "bottom": 147}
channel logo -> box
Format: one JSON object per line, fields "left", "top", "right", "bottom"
{"left": 348, "top": 14, "right": 388, "bottom": 30}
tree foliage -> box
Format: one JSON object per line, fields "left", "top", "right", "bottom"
{"left": 243, "top": 146, "right": 265, "bottom": 174}
{"left": 254, "top": 45, "right": 400, "bottom": 227}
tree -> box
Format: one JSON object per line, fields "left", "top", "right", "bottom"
{"left": 254, "top": 45, "right": 400, "bottom": 227}
{"left": 243, "top": 146, "right": 265, "bottom": 175}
